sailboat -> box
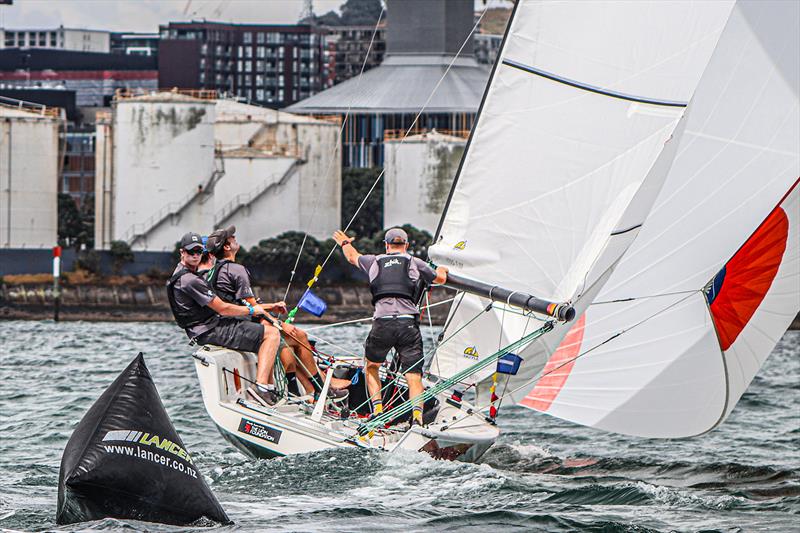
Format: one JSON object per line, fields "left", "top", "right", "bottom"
{"left": 193, "top": 0, "right": 799, "bottom": 461}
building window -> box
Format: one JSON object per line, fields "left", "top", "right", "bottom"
{"left": 244, "top": 61, "right": 252, "bottom": 72}
{"left": 49, "top": 31, "right": 57, "bottom": 46}
{"left": 256, "top": 46, "right": 265, "bottom": 58}
{"left": 256, "top": 74, "right": 264, "bottom": 86}
{"left": 256, "top": 89, "right": 264, "bottom": 100}
{"left": 4, "top": 32, "right": 14, "bottom": 47}
{"left": 278, "top": 89, "right": 284, "bottom": 101}
{"left": 243, "top": 32, "right": 252, "bottom": 44}
{"left": 245, "top": 75, "right": 252, "bottom": 86}
{"left": 244, "top": 46, "right": 252, "bottom": 58}
{"left": 257, "top": 32, "right": 265, "bottom": 44}
{"left": 256, "top": 60, "right": 265, "bottom": 71}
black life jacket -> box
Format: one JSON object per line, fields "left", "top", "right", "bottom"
{"left": 205, "top": 258, "right": 235, "bottom": 303}
{"left": 369, "top": 254, "right": 427, "bottom": 306}
{"left": 166, "top": 266, "right": 217, "bottom": 330}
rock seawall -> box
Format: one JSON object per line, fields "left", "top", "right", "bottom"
{"left": 0, "top": 283, "right": 454, "bottom": 324}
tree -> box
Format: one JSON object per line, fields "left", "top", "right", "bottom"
{"left": 58, "top": 193, "right": 93, "bottom": 250}
{"left": 341, "top": 167, "right": 384, "bottom": 240}
{"left": 304, "top": 0, "right": 383, "bottom": 26}
{"left": 339, "top": 0, "right": 383, "bottom": 25}
{"left": 109, "top": 240, "right": 135, "bottom": 274}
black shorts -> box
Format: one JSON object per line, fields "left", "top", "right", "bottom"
{"left": 364, "top": 317, "right": 424, "bottom": 374}
{"left": 196, "top": 317, "right": 264, "bottom": 353}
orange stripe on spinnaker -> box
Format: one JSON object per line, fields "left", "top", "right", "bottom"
{"left": 521, "top": 313, "right": 586, "bottom": 412}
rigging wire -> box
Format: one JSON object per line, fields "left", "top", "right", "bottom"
{"left": 283, "top": 7, "right": 490, "bottom": 301}
{"left": 281, "top": 7, "right": 386, "bottom": 302}
{"left": 441, "top": 290, "right": 702, "bottom": 429}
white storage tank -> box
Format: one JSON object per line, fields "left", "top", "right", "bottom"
{"left": 213, "top": 102, "right": 340, "bottom": 246}
{"left": 384, "top": 131, "right": 465, "bottom": 235}
{"left": 113, "top": 92, "right": 217, "bottom": 251}
{"left": 0, "top": 101, "right": 60, "bottom": 248}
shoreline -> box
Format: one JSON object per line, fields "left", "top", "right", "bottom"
{"left": 2, "top": 282, "right": 798, "bottom": 329}
{"left": 0, "top": 282, "right": 452, "bottom": 325}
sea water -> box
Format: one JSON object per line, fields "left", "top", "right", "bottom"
{"left": 0, "top": 321, "right": 797, "bottom": 532}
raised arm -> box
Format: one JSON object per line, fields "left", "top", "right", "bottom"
{"left": 333, "top": 230, "right": 361, "bottom": 266}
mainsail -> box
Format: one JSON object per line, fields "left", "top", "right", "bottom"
{"left": 519, "top": 0, "right": 800, "bottom": 438}
{"left": 428, "top": 1, "right": 735, "bottom": 401}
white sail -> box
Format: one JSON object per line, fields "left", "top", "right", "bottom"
{"left": 520, "top": 0, "right": 800, "bottom": 438}
{"left": 428, "top": 1, "right": 734, "bottom": 391}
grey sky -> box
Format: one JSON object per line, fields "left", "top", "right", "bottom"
{"left": 0, "top": 1, "right": 504, "bottom": 33}
{"left": 0, "top": 0, "right": 347, "bottom": 33}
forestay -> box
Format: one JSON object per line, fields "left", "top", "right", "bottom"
{"left": 428, "top": 0, "right": 735, "bottom": 399}
{"left": 519, "top": 0, "right": 800, "bottom": 438}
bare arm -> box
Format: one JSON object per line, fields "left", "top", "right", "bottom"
{"left": 433, "top": 266, "right": 448, "bottom": 285}
{"left": 207, "top": 296, "right": 251, "bottom": 317}
{"left": 333, "top": 230, "right": 361, "bottom": 267}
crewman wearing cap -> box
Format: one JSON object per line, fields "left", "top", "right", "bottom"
{"left": 205, "top": 225, "right": 347, "bottom": 405}
{"left": 333, "top": 227, "right": 448, "bottom": 426}
{"left": 166, "top": 231, "right": 283, "bottom": 406}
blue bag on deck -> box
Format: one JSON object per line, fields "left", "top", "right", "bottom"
{"left": 496, "top": 353, "right": 523, "bottom": 375}
{"left": 298, "top": 290, "right": 327, "bottom": 317}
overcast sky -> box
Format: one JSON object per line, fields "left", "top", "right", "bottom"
{"left": 0, "top": 0, "right": 350, "bottom": 33}
{"left": 0, "top": 1, "right": 506, "bottom": 33}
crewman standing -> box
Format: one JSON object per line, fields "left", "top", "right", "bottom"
{"left": 333, "top": 227, "right": 447, "bottom": 426}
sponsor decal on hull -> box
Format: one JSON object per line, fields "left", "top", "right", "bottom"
{"left": 238, "top": 418, "right": 283, "bottom": 444}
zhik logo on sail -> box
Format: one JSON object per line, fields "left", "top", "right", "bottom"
{"left": 102, "top": 430, "right": 193, "bottom": 464}
{"left": 463, "top": 346, "right": 479, "bottom": 360}
{"left": 453, "top": 241, "right": 467, "bottom": 250}
{"left": 383, "top": 258, "right": 401, "bottom": 267}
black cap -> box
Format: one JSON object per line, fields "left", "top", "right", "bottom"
{"left": 179, "top": 232, "right": 204, "bottom": 251}
{"left": 206, "top": 225, "right": 236, "bottom": 255}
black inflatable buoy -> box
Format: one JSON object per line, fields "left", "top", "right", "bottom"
{"left": 56, "top": 353, "right": 231, "bottom": 526}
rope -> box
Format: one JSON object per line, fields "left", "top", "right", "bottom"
{"left": 441, "top": 291, "right": 701, "bottom": 429}
{"left": 302, "top": 296, "right": 456, "bottom": 332}
{"left": 282, "top": 7, "right": 386, "bottom": 303}
{"left": 360, "top": 321, "right": 554, "bottom": 434}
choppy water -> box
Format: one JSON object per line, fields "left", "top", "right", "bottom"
{"left": 0, "top": 320, "right": 797, "bottom": 532}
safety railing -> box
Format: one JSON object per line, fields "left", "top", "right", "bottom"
{"left": 114, "top": 88, "right": 220, "bottom": 101}
{"left": 383, "top": 128, "right": 470, "bottom": 141}
{"left": 0, "top": 95, "right": 60, "bottom": 118}
{"left": 121, "top": 159, "right": 226, "bottom": 245}
{"left": 214, "top": 161, "right": 300, "bottom": 227}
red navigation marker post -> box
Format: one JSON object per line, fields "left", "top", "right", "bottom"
{"left": 53, "top": 245, "right": 61, "bottom": 322}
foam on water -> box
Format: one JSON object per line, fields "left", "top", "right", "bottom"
{"left": 0, "top": 322, "right": 797, "bottom": 532}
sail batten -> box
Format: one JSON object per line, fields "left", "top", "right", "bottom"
{"left": 501, "top": 59, "right": 689, "bottom": 107}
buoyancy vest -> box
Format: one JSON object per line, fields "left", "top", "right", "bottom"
{"left": 205, "top": 258, "right": 235, "bottom": 303}
{"left": 369, "top": 254, "right": 426, "bottom": 305}
{"left": 166, "top": 266, "right": 217, "bottom": 330}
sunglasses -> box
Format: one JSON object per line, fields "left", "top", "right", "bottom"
{"left": 183, "top": 248, "right": 204, "bottom": 256}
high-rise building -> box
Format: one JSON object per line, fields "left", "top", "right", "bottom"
{"left": 288, "top": 0, "right": 489, "bottom": 168}
{"left": 1, "top": 27, "right": 110, "bottom": 52}
{"left": 158, "top": 22, "right": 327, "bottom": 108}
{"left": 110, "top": 32, "right": 160, "bottom": 57}
{"left": 323, "top": 24, "right": 386, "bottom": 86}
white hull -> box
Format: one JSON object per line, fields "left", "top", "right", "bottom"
{"left": 193, "top": 345, "right": 499, "bottom": 462}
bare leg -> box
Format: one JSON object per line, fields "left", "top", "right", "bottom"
{"left": 255, "top": 324, "right": 281, "bottom": 385}
{"left": 365, "top": 360, "right": 382, "bottom": 412}
{"left": 405, "top": 372, "right": 423, "bottom": 407}
{"left": 283, "top": 324, "right": 323, "bottom": 380}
